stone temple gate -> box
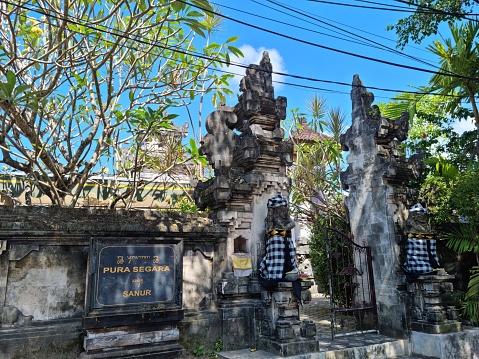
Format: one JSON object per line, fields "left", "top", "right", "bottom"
{"left": 1, "top": 53, "right": 478, "bottom": 359}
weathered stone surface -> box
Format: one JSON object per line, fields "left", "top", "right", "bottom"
{"left": 84, "top": 327, "right": 179, "bottom": 351}
{"left": 0, "top": 321, "right": 83, "bottom": 359}
{"left": 340, "top": 75, "right": 424, "bottom": 338}
{"left": 411, "top": 328, "right": 479, "bottom": 359}
{"left": 0, "top": 206, "right": 227, "bottom": 358}
{"left": 300, "top": 319, "right": 317, "bottom": 338}
{"left": 407, "top": 273, "right": 462, "bottom": 334}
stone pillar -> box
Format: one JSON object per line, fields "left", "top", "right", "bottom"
{"left": 340, "top": 75, "right": 422, "bottom": 338}
{"left": 194, "top": 52, "right": 313, "bottom": 351}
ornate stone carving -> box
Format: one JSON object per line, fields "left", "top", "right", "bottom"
{"left": 275, "top": 96, "right": 287, "bottom": 121}
{"left": 238, "top": 51, "right": 275, "bottom": 115}
{"left": 200, "top": 103, "right": 238, "bottom": 173}
{"left": 407, "top": 272, "right": 462, "bottom": 333}
{"left": 280, "top": 141, "right": 294, "bottom": 166}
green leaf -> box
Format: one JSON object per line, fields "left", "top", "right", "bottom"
{"left": 0, "top": 70, "right": 17, "bottom": 97}
{"left": 227, "top": 46, "right": 243, "bottom": 58}
{"left": 191, "top": 0, "right": 213, "bottom": 12}
{"left": 129, "top": 91, "right": 135, "bottom": 102}
{"left": 187, "top": 10, "right": 203, "bottom": 18}
{"left": 171, "top": 1, "right": 186, "bottom": 13}
{"left": 224, "top": 52, "right": 230, "bottom": 66}
{"left": 13, "top": 84, "right": 31, "bottom": 97}
{"left": 185, "top": 21, "right": 206, "bottom": 38}
{"left": 189, "top": 138, "right": 198, "bottom": 153}
{"left": 226, "top": 36, "right": 239, "bottom": 43}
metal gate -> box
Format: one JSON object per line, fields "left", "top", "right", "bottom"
{"left": 325, "top": 227, "right": 378, "bottom": 339}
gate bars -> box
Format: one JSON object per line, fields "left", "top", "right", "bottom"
{"left": 325, "top": 227, "right": 378, "bottom": 339}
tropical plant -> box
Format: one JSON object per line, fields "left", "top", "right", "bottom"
{"left": 287, "top": 95, "right": 347, "bottom": 223}
{"left": 427, "top": 21, "right": 479, "bottom": 154}
{"left": 0, "top": 0, "right": 240, "bottom": 207}
{"left": 388, "top": 0, "right": 479, "bottom": 48}
{"left": 378, "top": 92, "right": 477, "bottom": 172}
{"left": 286, "top": 94, "right": 349, "bottom": 299}
{"left": 309, "top": 214, "right": 351, "bottom": 303}
{"left": 440, "top": 170, "right": 479, "bottom": 323}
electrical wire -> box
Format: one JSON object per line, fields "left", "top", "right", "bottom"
{"left": 306, "top": 0, "right": 423, "bottom": 13}
{"left": 257, "top": 0, "right": 432, "bottom": 56}
{"left": 353, "top": 0, "right": 412, "bottom": 10}
{"left": 178, "top": 0, "right": 477, "bottom": 81}
{"left": 258, "top": 0, "right": 442, "bottom": 72}
{"left": 0, "top": 0, "right": 469, "bottom": 99}
{"left": 211, "top": 1, "right": 389, "bottom": 51}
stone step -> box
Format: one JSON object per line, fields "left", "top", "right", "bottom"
{"left": 218, "top": 334, "right": 410, "bottom": 359}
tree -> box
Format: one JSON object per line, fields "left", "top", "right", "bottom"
{"left": 427, "top": 20, "right": 479, "bottom": 155}
{"left": 286, "top": 94, "right": 348, "bottom": 296}
{"left": 442, "top": 169, "right": 479, "bottom": 324}
{"left": 379, "top": 92, "right": 476, "bottom": 167}
{"left": 0, "top": 0, "right": 239, "bottom": 207}
{"left": 287, "top": 95, "right": 347, "bottom": 224}
{"left": 388, "top": 0, "right": 479, "bottom": 48}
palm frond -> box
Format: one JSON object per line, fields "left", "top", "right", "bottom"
{"left": 466, "top": 266, "right": 479, "bottom": 301}
{"left": 443, "top": 224, "right": 479, "bottom": 254}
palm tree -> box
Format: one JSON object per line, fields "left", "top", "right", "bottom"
{"left": 427, "top": 20, "right": 479, "bottom": 154}
{"left": 289, "top": 94, "right": 347, "bottom": 223}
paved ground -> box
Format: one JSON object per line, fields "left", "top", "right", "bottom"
{"left": 300, "top": 293, "right": 363, "bottom": 337}
{"left": 218, "top": 294, "right": 416, "bottom": 358}
{"left": 182, "top": 293, "right": 428, "bottom": 358}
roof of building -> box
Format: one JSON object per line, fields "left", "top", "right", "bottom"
{"left": 290, "top": 118, "right": 329, "bottom": 144}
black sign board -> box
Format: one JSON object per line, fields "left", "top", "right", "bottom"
{"left": 86, "top": 237, "right": 182, "bottom": 308}
{"left": 95, "top": 244, "right": 176, "bottom": 307}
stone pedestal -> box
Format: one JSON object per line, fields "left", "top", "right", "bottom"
{"left": 258, "top": 281, "right": 318, "bottom": 357}
{"left": 408, "top": 271, "right": 462, "bottom": 334}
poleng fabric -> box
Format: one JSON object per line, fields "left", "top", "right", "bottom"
{"left": 259, "top": 235, "right": 298, "bottom": 280}
{"left": 403, "top": 236, "right": 440, "bottom": 282}
{"left": 267, "top": 194, "right": 288, "bottom": 208}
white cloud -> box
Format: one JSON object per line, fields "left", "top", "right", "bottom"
{"left": 227, "top": 44, "right": 287, "bottom": 93}
{"left": 452, "top": 117, "right": 475, "bottom": 134}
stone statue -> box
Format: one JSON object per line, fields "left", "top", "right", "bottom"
{"left": 264, "top": 195, "right": 295, "bottom": 233}
{"left": 259, "top": 195, "right": 299, "bottom": 290}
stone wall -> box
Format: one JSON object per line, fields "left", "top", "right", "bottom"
{"left": 0, "top": 206, "right": 226, "bottom": 358}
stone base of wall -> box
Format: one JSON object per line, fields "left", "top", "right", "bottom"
{"left": 178, "top": 310, "right": 222, "bottom": 354}
{"left": 80, "top": 343, "right": 185, "bottom": 359}
{"left": 258, "top": 336, "right": 319, "bottom": 357}
{"left": 411, "top": 328, "right": 479, "bottom": 359}
{"left": 0, "top": 320, "right": 83, "bottom": 359}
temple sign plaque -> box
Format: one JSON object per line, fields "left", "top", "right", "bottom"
{"left": 95, "top": 244, "right": 176, "bottom": 307}
{"left": 84, "top": 236, "right": 183, "bottom": 329}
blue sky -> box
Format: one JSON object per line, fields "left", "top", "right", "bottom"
{"left": 184, "top": 0, "right": 476, "bottom": 138}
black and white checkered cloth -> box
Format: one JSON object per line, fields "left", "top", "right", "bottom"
{"left": 259, "top": 235, "right": 298, "bottom": 280}
{"left": 267, "top": 195, "right": 288, "bottom": 208}
{"left": 403, "top": 237, "right": 440, "bottom": 274}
